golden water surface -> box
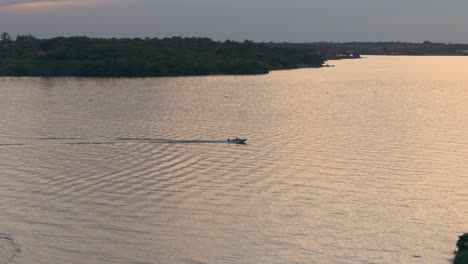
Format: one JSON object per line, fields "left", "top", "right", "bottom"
{"left": 0, "top": 56, "right": 467, "bottom": 264}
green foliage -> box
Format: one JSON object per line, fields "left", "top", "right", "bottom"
{"left": 454, "top": 250, "right": 468, "bottom": 264}
{"left": 0, "top": 34, "right": 325, "bottom": 77}
{"left": 455, "top": 234, "right": 468, "bottom": 264}
{"left": 458, "top": 234, "right": 468, "bottom": 251}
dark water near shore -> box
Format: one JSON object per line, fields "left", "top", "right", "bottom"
{"left": 1, "top": 56, "right": 468, "bottom": 264}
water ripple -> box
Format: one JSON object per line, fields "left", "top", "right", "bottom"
{"left": 1, "top": 57, "right": 468, "bottom": 264}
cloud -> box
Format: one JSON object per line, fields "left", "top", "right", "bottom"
{"left": 0, "top": 0, "right": 99, "bottom": 9}
{"left": 0, "top": 0, "right": 61, "bottom": 6}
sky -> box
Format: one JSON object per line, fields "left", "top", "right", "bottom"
{"left": 1, "top": 0, "right": 468, "bottom": 43}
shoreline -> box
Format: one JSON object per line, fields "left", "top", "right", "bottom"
{"left": 0, "top": 64, "right": 330, "bottom": 78}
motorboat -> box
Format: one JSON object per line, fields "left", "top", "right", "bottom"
{"left": 227, "top": 138, "right": 247, "bottom": 144}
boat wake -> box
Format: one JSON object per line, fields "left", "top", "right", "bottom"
{"left": 0, "top": 137, "right": 236, "bottom": 147}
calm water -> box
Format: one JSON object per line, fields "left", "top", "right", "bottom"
{"left": 1, "top": 56, "right": 467, "bottom": 264}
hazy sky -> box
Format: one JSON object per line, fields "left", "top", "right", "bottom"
{"left": 1, "top": 0, "right": 468, "bottom": 42}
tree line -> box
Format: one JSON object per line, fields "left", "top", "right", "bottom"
{"left": 278, "top": 41, "right": 468, "bottom": 56}
{"left": 0, "top": 33, "right": 325, "bottom": 77}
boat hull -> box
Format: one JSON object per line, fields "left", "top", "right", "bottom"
{"left": 227, "top": 138, "right": 247, "bottom": 144}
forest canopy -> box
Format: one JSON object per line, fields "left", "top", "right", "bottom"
{"left": 0, "top": 34, "right": 325, "bottom": 77}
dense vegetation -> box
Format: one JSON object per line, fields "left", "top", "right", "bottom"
{"left": 277, "top": 41, "right": 468, "bottom": 56}
{"left": 454, "top": 234, "right": 468, "bottom": 264}
{"left": 0, "top": 33, "right": 325, "bottom": 77}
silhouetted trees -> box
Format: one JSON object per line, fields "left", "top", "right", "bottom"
{"left": 0, "top": 33, "right": 325, "bottom": 77}
{"left": 279, "top": 42, "right": 468, "bottom": 56}
{"left": 1, "top": 32, "right": 11, "bottom": 44}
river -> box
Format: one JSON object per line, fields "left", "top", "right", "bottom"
{"left": 0, "top": 56, "right": 467, "bottom": 264}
